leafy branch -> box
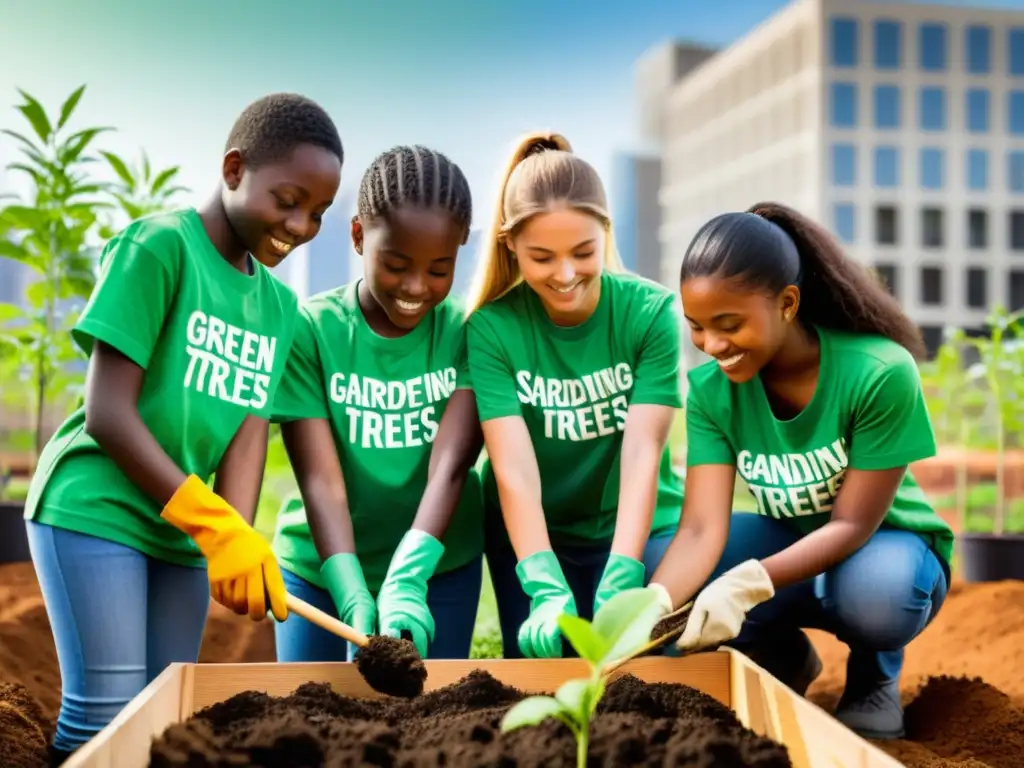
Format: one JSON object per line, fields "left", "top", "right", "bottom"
{"left": 500, "top": 588, "right": 664, "bottom": 768}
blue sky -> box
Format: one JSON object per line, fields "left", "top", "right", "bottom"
{"left": 2, "top": 0, "right": 1023, "bottom": 229}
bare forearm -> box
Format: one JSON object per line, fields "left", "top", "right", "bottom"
{"left": 213, "top": 417, "right": 269, "bottom": 525}
{"left": 761, "top": 518, "right": 870, "bottom": 590}
{"left": 304, "top": 478, "right": 356, "bottom": 560}
{"left": 650, "top": 524, "right": 726, "bottom": 609}
{"left": 86, "top": 406, "right": 186, "bottom": 506}
{"left": 495, "top": 464, "right": 550, "bottom": 559}
{"left": 611, "top": 442, "right": 661, "bottom": 560}
{"left": 412, "top": 462, "right": 471, "bottom": 540}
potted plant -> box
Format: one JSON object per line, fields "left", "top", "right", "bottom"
{"left": 954, "top": 307, "right": 1024, "bottom": 582}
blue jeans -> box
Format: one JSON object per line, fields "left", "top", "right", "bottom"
{"left": 274, "top": 555, "right": 483, "bottom": 661}
{"left": 26, "top": 520, "right": 210, "bottom": 754}
{"left": 707, "top": 513, "right": 948, "bottom": 688}
{"left": 486, "top": 523, "right": 675, "bottom": 660}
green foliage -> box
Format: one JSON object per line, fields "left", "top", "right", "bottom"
{"left": 99, "top": 148, "right": 189, "bottom": 233}
{"left": 0, "top": 86, "right": 189, "bottom": 461}
{"left": 499, "top": 588, "right": 664, "bottom": 768}
{"left": 921, "top": 307, "right": 1024, "bottom": 535}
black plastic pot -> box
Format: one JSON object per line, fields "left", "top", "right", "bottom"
{"left": 0, "top": 501, "right": 30, "bottom": 564}
{"left": 958, "top": 533, "right": 1024, "bottom": 583}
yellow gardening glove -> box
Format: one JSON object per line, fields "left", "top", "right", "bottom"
{"left": 676, "top": 560, "right": 774, "bottom": 653}
{"left": 160, "top": 474, "right": 288, "bottom": 622}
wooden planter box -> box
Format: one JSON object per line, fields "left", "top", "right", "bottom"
{"left": 65, "top": 649, "right": 900, "bottom": 768}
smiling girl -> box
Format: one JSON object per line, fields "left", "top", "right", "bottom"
{"left": 270, "top": 145, "right": 484, "bottom": 662}
{"left": 464, "top": 132, "right": 684, "bottom": 660}
{"left": 647, "top": 202, "right": 953, "bottom": 741}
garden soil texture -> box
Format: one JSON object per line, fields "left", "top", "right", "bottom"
{"left": 1, "top": 563, "right": 1023, "bottom": 767}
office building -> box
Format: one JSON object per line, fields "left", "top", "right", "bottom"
{"left": 611, "top": 150, "right": 665, "bottom": 283}
{"left": 637, "top": 0, "right": 1024, "bottom": 365}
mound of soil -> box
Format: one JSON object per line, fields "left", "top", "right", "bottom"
{"left": 0, "top": 681, "right": 49, "bottom": 768}
{"left": 149, "top": 671, "right": 792, "bottom": 767}
{"left": 808, "top": 579, "right": 1024, "bottom": 767}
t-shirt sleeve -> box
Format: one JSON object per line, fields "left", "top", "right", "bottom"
{"left": 466, "top": 315, "right": 520, "bottom": 422}
{"left": 684, "top": 385, "right": 736, "bottom": 467}
{"left": 847, "top": 355, "right": 937, "bottom": 470}
{"left": 71, "top": 234, "right": 180, "bottom": 368}
{"left": 270, "top": 309, "right": 329, "bottom": 423}
{"left": 631, "top": 296, "right": 683, "bottom": 408}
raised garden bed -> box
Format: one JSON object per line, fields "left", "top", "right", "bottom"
{"left": 64, "top": 651, "right": 901, "bottom": 768}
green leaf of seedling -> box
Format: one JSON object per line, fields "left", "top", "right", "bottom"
{"left": 557, "top": 614, "right": 608, "bottom": 664}
{"left": 555, "top": 677, "right": 605, "bottom": 724}
{"left": 500, "top": 695, "right": 567, "bottom": 733}
{"left": 592, "top": 588, "right": 665, "bottom": 666}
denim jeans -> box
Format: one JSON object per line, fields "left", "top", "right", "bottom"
{"left": 706, "top": 512, "right": 949, "bottom": 687}
{"left": 26, "top": 520, "right": 210, "bottom": 755}
{"left": 274, "top": 555, "right": 483, "bottom": 662}
{"left": 485, "top": 520, "right": 676, "bottom": 660}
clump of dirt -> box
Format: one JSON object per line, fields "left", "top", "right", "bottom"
{"left": 354, "top": 635, "right": 427, "bottom": 698}
{"left": 148, "top": 671, "right": 793, "bottom": 767}
{"left": 0, "top": 681, "right": 50, "bottom": 768}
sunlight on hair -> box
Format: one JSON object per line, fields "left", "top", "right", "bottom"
{"left": 465, "top": 131, "right": 625, "bottom": 316}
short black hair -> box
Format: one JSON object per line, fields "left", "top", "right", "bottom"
{"left": 225, "top": 93, "right": 343, "bottom": 169}
{"left": 357, "top": 145, "right": 472, "bottom": 230}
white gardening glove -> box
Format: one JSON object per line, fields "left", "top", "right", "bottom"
{"left": 647, "top": 582, "right": 674, "bottom": 615}
{"left": 676, "top": 559, "right": 775, "bottom": 653}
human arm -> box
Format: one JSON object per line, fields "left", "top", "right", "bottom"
{"left": 272, "top": 309, "right": 375, "bottom": 635}
{"left": 759, "top": 358, "right": 936, "bottom": 589}
{"left": 597, "top": 298, "right": 685, "bottom": 609}
{"left": 79, "top": 233, "right": 285, "bottom": 621}
{"left": 377, "top": 384, "right": 485, "bottom": 656}
{"left": 467, "top": 316, "right": 575, "bottom": 658}
{"left": 212, "top": 414, "right": 270, "bottom": 526}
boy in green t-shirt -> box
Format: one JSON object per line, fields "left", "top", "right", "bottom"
{"left": 23, "top": 94, "right": 343, "bottom": 761}
{"left": 270, "top": 146, "right": 485, "bottom": 661}
{"left": 646, "top": 202, "right": 954, "bottom": 742}
{"left": 464, "top": 132, "right": 684, "bottom": 660}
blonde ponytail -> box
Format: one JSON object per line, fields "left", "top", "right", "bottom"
{"left": 465, "top": 131, "right": 622, "bottom": 316}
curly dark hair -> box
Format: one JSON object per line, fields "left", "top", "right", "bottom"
{"left": 680, "top": 201, "right": 926, "bottom": 359}
{"left": 224, "top": 93, "right": 343, "bottom": 169}
{"left": 357, "top": 145, "right": 472, "bottom": 229}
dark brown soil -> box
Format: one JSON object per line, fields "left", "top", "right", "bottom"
{"left": 355, "top": 635, "right": 427, "bottom": 699}
{"left": 0, "top": 681, "right": 49, "bottom": 768}
{"left": 148, "top": 670, "right": 792, "bottom": 767}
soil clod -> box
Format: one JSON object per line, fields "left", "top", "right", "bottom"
{"left": 0, "top": 681, "right": 50, "bottom": 768}
{"left": 148, "top": 670, "right": 793, "bottom": 767}
{"left": 354, "top": 634, "right": 427, "bottom": 699}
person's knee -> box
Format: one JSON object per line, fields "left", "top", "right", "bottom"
{"left": 824, "top": 535, "right": 939, "bottom": 650}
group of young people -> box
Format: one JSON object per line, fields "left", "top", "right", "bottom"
{"left": 22, "top": 92, "right": 954, "bottom": 764}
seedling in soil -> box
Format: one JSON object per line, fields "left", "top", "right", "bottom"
{"left": 500, "top": 588, "right": 665, "bottom": 768}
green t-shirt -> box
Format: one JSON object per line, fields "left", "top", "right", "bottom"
{"left": 467, "top": 271, "right": 685, "bottom": 546}
{"left": 24, "top": 208, "right": 300, "bottom": 567}
{"left": 685, "top": 324, "right": 955, "bottom": 570}
{"left": 270, "top": 281, "right": 484, "bottom": 592}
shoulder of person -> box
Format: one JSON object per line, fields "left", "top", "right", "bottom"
{"left": 823, "top": 327, "right": 919, "bottom": 380}
{"left": 686, "top": 357, "right": 729, "bottom": 397}
{"left": 102, "top": 208, "right": 195, "bottom": 267}
{"left": 605, "top": 271, "right": 676, "bottom": 305}
{"left": 467, "top": 282, "right": 530, "bottom": 330}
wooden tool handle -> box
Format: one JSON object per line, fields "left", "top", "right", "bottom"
{"left": 285, "top": 593, "right": 370, "bottom": 647}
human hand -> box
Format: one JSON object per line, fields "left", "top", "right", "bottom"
{"left": 676, "top": 559, "right": 774, "bottom": 653}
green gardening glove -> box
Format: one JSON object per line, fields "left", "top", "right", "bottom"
{"left": 321, "top": 553, "right": 377, "bottom": 638}
{"left": 377, "top": 529, "right": 445, "bottom": 657}
{"left": 516, "top": 550, "right": 578, "bottom": 659}
{"left": 594, "top": 553, "right": 646, "bottom": 615}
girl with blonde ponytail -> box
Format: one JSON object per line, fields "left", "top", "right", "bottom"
{"left": 465, "top": 131, "right": 684, "bottom": 660}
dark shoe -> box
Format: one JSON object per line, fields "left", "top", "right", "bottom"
{"left": 48, "top": 745, "right": 72, "bottom": 767}
{"left": 835, "top": 679, "right": 905, "bottom": 740}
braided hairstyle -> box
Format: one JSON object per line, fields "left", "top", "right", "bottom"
{"left": 225, "top": 93, "right": 343, "bottom": 168}
{"left": 356, "top": 145, "right": 472, "bottom": 230}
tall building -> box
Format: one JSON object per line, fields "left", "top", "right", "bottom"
{"left": 636, "top": 0, "right": 1024, "bottom": 365}
{"left": 610, "top": 151, "right": 665, "bottom": 283}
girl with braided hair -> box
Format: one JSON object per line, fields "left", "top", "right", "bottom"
{"left": 271, "top": 145, "right": 484, "bottom": 662}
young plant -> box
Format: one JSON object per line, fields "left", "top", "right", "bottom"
{"left": 500, "top": 587, "right": 665, "bottom": 768}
